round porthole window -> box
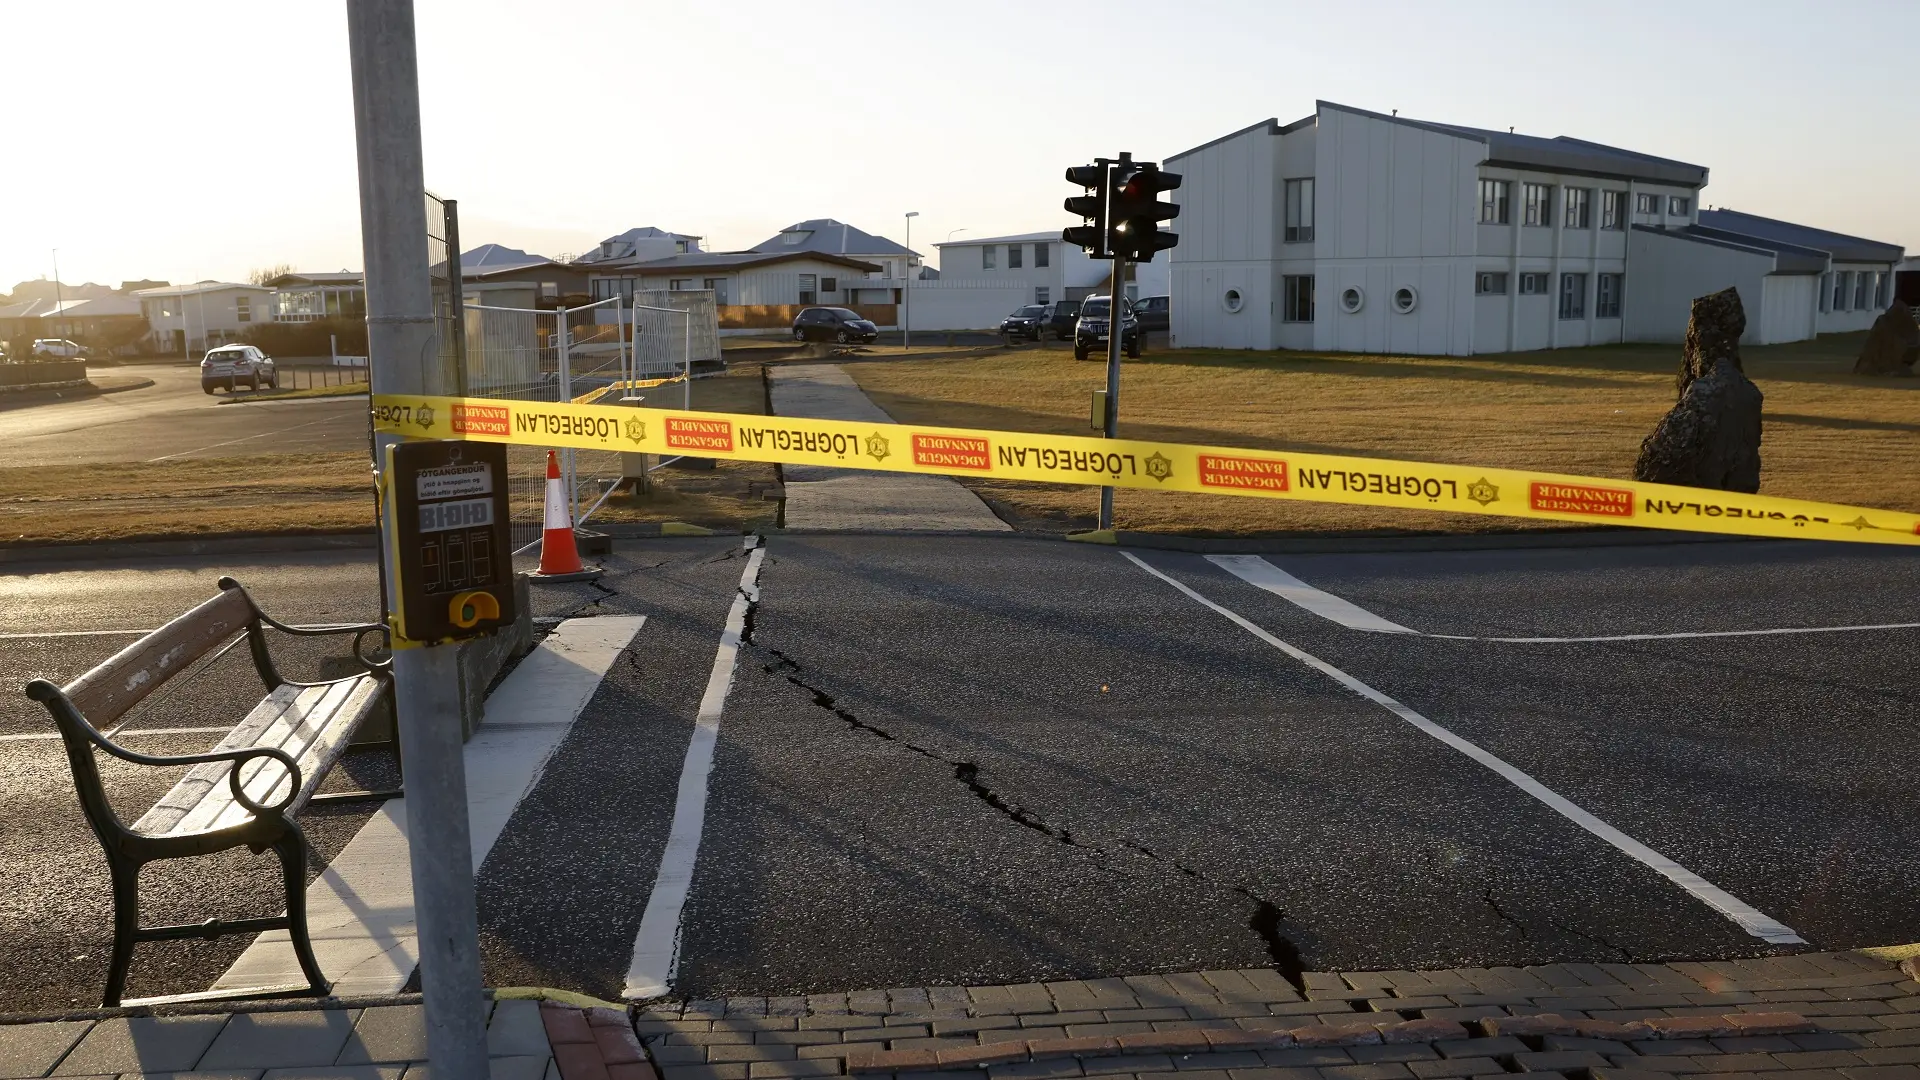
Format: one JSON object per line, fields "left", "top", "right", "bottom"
{"left": 1392, "top": 286, "right": 1418, "bottom": 313}
{"left": 1222, "top": 288, "right": 1244, "bottom": 314}
{"left": 1339, "top": 286, "right": 1365, "bottom": 314}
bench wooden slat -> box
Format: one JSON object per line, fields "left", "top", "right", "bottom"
{"left": 68, "top": 590, "right": 252, "bottom": 728}
{"left": 132, "top": 675, "right": 385, "bottom": 838}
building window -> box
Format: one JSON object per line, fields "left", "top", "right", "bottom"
{"left": 798, "top": 274, "right": 817, "bottom": 305}
{"left": 1875, "top": 271, "right": 1889, "bottom": 307}
{"left": 1523, "top": 183, "right": 1552, "bottom": 227}
{"left": 1636, "top": 192, "right": 1658, "bottom": 214}
{"left": 1563, "top": 188, "right": 1591, "bottom": 229}
{"left": 1475, "top": 272, "right": 1509, "bottom": 295}
{"left": 235, "top": 296, "right": 251, "bottom": 323}
{"left": 1559, "top": 273, "right": 1587, "bottom": 319}
{"left": 705, "top": 278, "right": 730, "bottom": 305}
{"left": 1597, "top": 273, "right": 1623, "bottom": 318}
{"left": 1855, "top": 271, "right": 1871, "bottom": 309}
{"left": 669, "top": 278, "right": 691, "bottom": 291}
{"left": 1833, "top": 272, "right": 1850, "bottom": 311}
{"left": 1282, "top": 275, "right": 1315, "bottom": 322}
{"left": 1284, "top": 178, "right": 1315, "bottom": 241}
{"left": 1034, "top": 243, "right": 1049, "bottom": 268}
{"left": 821, "top": 277, "right": 838, "bottom": 293}
{"left": 1669, "top": 196, "right": 1690, "bottom": 217}
{"left": 1601, "top": 191, "right": 1626, "bottom": 230}
{"left": 1519, "top": 272, "right": 1549, "bottom": 295}
{"left": 1008, "top": 244, "right": 1023, "bottom": 269}
{"left": 1478, "top": 179, "right": 1510, "bottom": 224}
{"left": 982, "top": 246, "right": 996, "bottom": 270}
{"left": 1035, "top": 286, "right": 1050, "bottom": 305}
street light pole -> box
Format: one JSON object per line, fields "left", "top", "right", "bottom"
{"left": 903, "top": 211, "right": 918, "bottom": 350}
{"left": 347, "top": 1, "right": 487, "bottom": 1074}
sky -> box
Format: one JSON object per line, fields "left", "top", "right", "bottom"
{"left": 2, "top": 0, "right": 1915, "bottom": 291}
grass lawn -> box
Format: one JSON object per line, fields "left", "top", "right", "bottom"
{"left": 845, "top": 332, "right": 1919, "bottom": 536}
{"left": 0, "top": 366, "right": 779, "bottom": 545}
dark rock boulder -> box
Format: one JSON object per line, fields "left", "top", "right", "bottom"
{"left": 1677, "top": 286, "right": 1745, "bottom": 396}
{"left": 1635, "top": 289, "right": 1763, "bottom": 493}
{"left": 1853, "top": 301, "right": 1920, "bottom": 376}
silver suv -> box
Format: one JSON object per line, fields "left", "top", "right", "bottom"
{"left": 200, "top": 345, "right": 277, "bottom": 393}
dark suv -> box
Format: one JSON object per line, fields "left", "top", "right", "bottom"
{"left": 999, "top": 304, "right": 1047, "bottom": 342}
{"left": 1131, "top": 295, "right": 1170, "bottom": 333}
{"left": 792, "top": 306, "right": 879, "bottom": 344}
{"left": 1044, "top": 300, "right": 1082, "bottom": 341}
{"left": 1073, "top": 295, "right": 1140, "bottom": 360}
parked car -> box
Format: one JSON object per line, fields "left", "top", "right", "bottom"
{"left": 1131, "top": 294, "right": 1170, "bottom": 333}
{"left": 792, "top": 306, "right": 879, "bottom": 344}
{"left": 200, "top": 344, "right": 277, "bottom": 393}
{"left": 999, "top": 304, "right": 1048, "bottom": 342}
{"left": 1073, "top": 295, "right": 1141, "bottom": 360}
{"left": 32, "top": 338, "right": 87, "bottom": 359}
{"left": 1044, "top": 300, "right": 1082, "bottom": 341}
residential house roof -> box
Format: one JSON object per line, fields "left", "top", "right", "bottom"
{"left": 132, "top": 281, "right": 266, "bottom": 297}
{"left": 1168, "top": 102, "right": 1710, "bottom": 188}
{"left": 267, "top": 271, "right": 362, "bottom": 287}
{"left": 934, "top": 231, "right": 1060, "bottom": 248}
{"left": 0, "top": 298, "right": 55, "bottom": 320}
{"left": 1697, "top": 209, "right": 1904, "bottom": 265}
{"left": 749, "top": 219, "right": 918, "bottom": 258}
{"left": 588, "top": 251, "right": 885, "bottom": 275}
{"left": 461, "top": 244, "right": 550, "bottom": 272}
{"left": 575, "top": 227, "right": 704, "bottom": 264}
{"left": 37, "top": 295, "right": 144, "bottom": 318}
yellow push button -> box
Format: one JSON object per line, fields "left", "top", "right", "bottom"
{"left": 448, "top": 590, "right": 501, "bottom": 629}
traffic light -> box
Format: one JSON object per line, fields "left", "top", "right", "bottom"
{"left": 1110, "top": 164, "right": 1181, "bottom": 262}
{"left": 1063, "top": 162, "right": 1111, "bottom": 258}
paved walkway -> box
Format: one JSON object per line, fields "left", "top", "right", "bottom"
{"left": 766, "top": 365, "right": 1010, "bottom": 532}
{"left": 635, "top": 952, "right": 1920, "bottom": 1080}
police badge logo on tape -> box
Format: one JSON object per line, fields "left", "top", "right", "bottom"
{"left": 625, "top": 418, "right": 646, "bottom": 444}
{"left": 415, "top": 406, "right": 436, "bottom": 430}
{"left": 1145, "top": 452, "right": 1173, "bottom": 482}
{"left": 866, "top": 433, "right": 891, "bottom": 462}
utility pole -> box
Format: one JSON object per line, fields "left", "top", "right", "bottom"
{"left": 346, "top": 2, "right": 487, "bottom": 1074}
{"left": 1098, "top": 253, "right": 1126, "bottom": 530}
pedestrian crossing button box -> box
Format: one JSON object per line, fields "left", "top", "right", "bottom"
{"left": 388, "top": 440, "right": 516, "bottom": 643}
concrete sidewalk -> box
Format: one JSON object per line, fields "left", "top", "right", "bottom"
{"left": 635, "top": 952, "right": 1920, "bottom": 1080}
{"left": 766, "top": 365, "right": 1010, "bottom": 533}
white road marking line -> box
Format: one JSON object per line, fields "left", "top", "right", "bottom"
{"left": 625, "top": 535, "right": 766, "bottom": 1000}
{"left": 211, "top": 614, "right": 646, "bottom": 996}
{"left": 0, "top": 725, "right": 236, "bottom": 743}
{"left": 144, "top": 412, "right": 348, "bottom": 462}
{"left": 1127, "top": 551, "right": 1806, "bottom": 946}
{"left": 1209, "top": 554, "right": 1920, "bottom": 643}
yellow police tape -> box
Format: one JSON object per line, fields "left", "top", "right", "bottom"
{"left": 371, "top": 394, "right": 1920, "bottom": 546}
{"left": 567, "top": 375, "right": 687, "bottom": 405}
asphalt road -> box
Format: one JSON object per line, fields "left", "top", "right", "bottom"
{"left": 2, "top": 534, "right": 1916, "bottom": 1012}
{"left": 0, "top": 363, "right": 368, "bottom": 467}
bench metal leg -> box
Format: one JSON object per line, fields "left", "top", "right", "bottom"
{"left": 103, "top": 861, "right": 141, "bottom": 1009}
{"left": 277, "top": 823, "right": 330, "bottom": 998}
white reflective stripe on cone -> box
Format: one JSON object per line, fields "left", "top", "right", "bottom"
{"left": 543, "top": 477, "right": 571, "bottom": 530}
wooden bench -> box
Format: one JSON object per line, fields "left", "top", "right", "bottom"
{"left": 26, "top": 576, "right": 396, "bottom": 1007}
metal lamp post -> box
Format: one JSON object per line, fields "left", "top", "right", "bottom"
{"left": 903, "top": 211, "right": 918, "bottom": 349}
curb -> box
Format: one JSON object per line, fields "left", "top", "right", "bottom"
{"left": 0, "top": 376, "right": 155, "bottom": 405}
{"left": 217, "top": 388, "right": 369, "bottom": 405}
{"left": 495, "top": 986, "right": 630, "bottom": 1011}
{"left": 0, "top": 991, "right": 428, "bottom": 1027}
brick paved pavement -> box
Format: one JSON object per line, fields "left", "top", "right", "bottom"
{"left": 634, "top": 953, "right": 1920, "bottom": 1080}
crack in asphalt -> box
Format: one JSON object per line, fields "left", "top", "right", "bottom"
{"left": 1546, "top": 913, "right": 1634, "bottom": 963}
{"left": 1483, "top": 888, "right": 1533, "bottom": 943}
{"left": 755, "top": 640, "right": 1306, "bottom": 987}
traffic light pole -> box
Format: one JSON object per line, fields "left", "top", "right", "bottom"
{"left": 1098, "top": 253, "right": 1127, "bottom": 531}
{"left": 347, "top": 1, "right": 488, "bottom": 1074}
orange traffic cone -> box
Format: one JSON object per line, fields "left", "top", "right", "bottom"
{"left": 530, "top": 450, "right": 600, "bottom": 581}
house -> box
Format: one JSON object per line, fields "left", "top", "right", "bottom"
{"left": 919, "top": 231, "right": 1177, "bottom": 329}
{"left": 582, "top": 251, "right": 883, "bottom": 310}
{"left": 572, "top": 227, "right": 703, "bottom": 266}
{"left": 746, "top": 219, "right": 918, "bottom": 300}
{"left": 32, "top": 295, "right": 149, "bottom": 354}
{"left": 1693, "top": 210, "right": 1904, "bottom": 336}
{"left": 1166, "top": 100, "right": 1903, "bottom": 355}
{"left": 133, "top": 282, "right": 274, "bottom": 354}
{"left": 267, "top": 271, "right": 366, "bottom": 323}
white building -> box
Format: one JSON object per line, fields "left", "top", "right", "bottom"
{"left": 903, "top": 232, "right": 1173, "bottom": 332}
{"left": 583, "top": 251, "right": 883, "bottom": 309}
{"left": 746, "top": 219, "right": 917, "bottom": 300}
{"left": 134, "top": 281, "right": 274, "bottom": 354}
{"left": 572, "top": 226, "right": 703, "bottom": 266}
{"left": 267, "top": 271, "right": 365, "bottom": 323}
{"left": 1168, "top": 100, "right": 1904, "bottom": 355}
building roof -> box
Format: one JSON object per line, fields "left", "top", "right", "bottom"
{"left": 1168, "top": 102, "right": 1709, "bottom": 187}
{"left": 589, "top": 251, "right": 885, "bottom": 275}
{"left": 574, "top": 226, "right": 703, "bottom": 264}
{"left": 1697, "top": 209, "right": 1904, "bottom": 265}
{"left": 0, "top": 298, "right": 55, "bottom": 319}
{"left": 36, "top": 295, "right": 143, "bottom": 318}
{"left": 267, "top": 271, "right": 362, "bottom": 288}
{"left": 461, "top": 244, "right": 550, "bottom": 272}
{"left": 132, "top": 281, "right": 266, "bottom": 297}
{"left": 935, "top": 231, "right": 1059, "bottom": 248}
{"left": 1630, "top": 224, "right": 1827, "bottom": 275}
{"left": 748, "top": 219, "right": 917, "bottom": 258}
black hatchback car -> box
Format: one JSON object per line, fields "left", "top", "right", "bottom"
{"left": 999, "top": 304, "right": 1048, "bottom": 342}
{"left": 1044, "top": 299, "right": 1082, "bottom": 340}
{"left": 1131, "top": 294, "right": 1170, "bottom": 333}
{"left": 792, "top": 306, "right": 879, "bottom": 344}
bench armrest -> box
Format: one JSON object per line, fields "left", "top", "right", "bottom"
{"left": 217, "top": 576, "right": 390, "bottom": 675}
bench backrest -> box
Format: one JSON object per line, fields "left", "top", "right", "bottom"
{"left": 64, "top": 588, "right": 254, "bottom": 727}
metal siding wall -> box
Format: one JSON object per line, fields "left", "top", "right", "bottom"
{"left": 1168, "top": 123, "right": 1277, "bottom": 349}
